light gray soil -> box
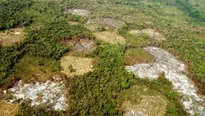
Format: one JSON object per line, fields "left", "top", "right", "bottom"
{"left": 66, "top": 9, "right": 90, "bottom": 16}
{"left": 8, "top": 80, "right": 68, "bottom": 111}
{"left": 125, "top": 46, "right": 205, "bottom": 116}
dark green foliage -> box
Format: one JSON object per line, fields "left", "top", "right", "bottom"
{"left": 70, "top": 44, "right": 135, "bottom": 115}
{"left": 0, "top": 0, "right": 33, "bottom": 29}
{"left": 24, "top": 21, "right": 93, "bottom": 59}
{"left": 16, "top": 102, "right": 65, "bottom": 116}
{"left": 176, "top": 0, "right": 205, "bottom": 22}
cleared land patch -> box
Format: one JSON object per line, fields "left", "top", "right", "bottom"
{"left": 8, "top": 80, "right": 68, "bottom": 111}
{"left": 125, "top": 46, "right": 205, "bottom": 115}
{"left": 0, "top": 100, "right": 17, "bottom": 116}
{"left": 66, "top": 9, "right": 90, "bottom": 16}
{"left": 129, "top": 28, "right": 165, "bottom": 40}
{"left": 124, "top": 48, "right": 155, "bottom": 65}
{"left": 60, "top": 55, "right": 94, "bottom": 77}
{"left": 0, "top": 28, "right": 26, "bottom": 47}
{"left": 93, "top": 31, "right": 126, "bottom": 44}
{"left": 119, "top": 85, "right": 167, "bottom": 116}
{"left": 86, "top": 18, "right": 125, "bottom": 29}
{"left": 61, "top": 38, "right": 96, "bottom": 53}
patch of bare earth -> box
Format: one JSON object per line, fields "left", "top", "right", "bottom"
{"left": 119, "top": 86, "right": 167, "bottom": 116}
{"left": 0, "top": 100, "right": 17, "bottom": 116}
{"left": 61, "top": 38, "right": 96, "bottom": 52}
{"left": 7, "top": 80, "right": 69, "bottom": 111}
{"left": 0, "top": 28, "right": 26, "bottom": 47}
{"left": 93, "top": 31, "right": 126, "bottom": 44}
{"left": 129, "top": 28, "right": 165, "bottom": 40}
{"left": 60, "top": 55, "right": 94, "bottom": 77}
{"left": 66, "top": 9, "right": 90, "bottom": 16}
{"left": 86, "top": 18, "right": 126, "bottom": 29}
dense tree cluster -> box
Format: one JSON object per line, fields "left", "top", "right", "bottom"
{"left": 0, "top": 0, "right": 33, "bottom": 30}
{"left": 176, "top": 0, "right": 205, "bottom": 22}
{"left": 70, "top": 44, "right": 135, "bottom": 115}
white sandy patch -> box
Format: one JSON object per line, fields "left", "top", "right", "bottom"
{"left": 125, "top": 46, "right": 205, "bottom": 115}
{"left": 8, "top": 80, "right": 68, "bottom": 111}
{"left": 66, "top": 9, "right": 90, "bottom": 16}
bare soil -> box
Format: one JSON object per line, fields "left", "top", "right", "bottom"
{"left": 61, "top": 38, "right": 96, "bottom": 52}
{"left": 66, "top": 9, "right": 90, "bottom": 16}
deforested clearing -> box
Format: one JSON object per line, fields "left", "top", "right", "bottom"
{"left": 129, "top": 28, "right": 165, "bottom": 40}
{"left": 119, "top": 85, "right": 167, "bottom": 116}
{"left": 66, "top": 9, "right": 90, "bottom": 16}
{"left": 61, "top": 39, "right": 96, "bottom": 53}
{"left": 8, "top": 80, "right": 69, "bottom": 111}
{"left": 0, "top": 100, "right": 17, "bottom": 116}
{"left": 60, "top": 55, "right": 94, "bottom": 77}
{"left": 0, "top": 28, "right": 26, "bottom": 47}
{"left": 86, "top": 18, "right": 126, "bottom": 28}
{"left": 93, "top": 31, "right": 126, "bottom": 45}
{"left": 125, "top": 46, "right": 205, "bottom": 115}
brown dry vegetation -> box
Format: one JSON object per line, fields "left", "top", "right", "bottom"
{"left": 93, "top": 31, "right": 126, "bottom": 44}
{"left": 9, "top": 56, "right": 60, "bottom": 83}
{"left": 0, "top": 100, "right": 17, "bottom": 116}
{"left": 0, "top": 28, "right": 26, "bottom": 47}
{"left": 60, "top": 55, "right": 94, "bottom": 77}
{"left": 118, "top": 85, "right": 168, "bottom": 116}
{"left": 85, "top": 24, "right": 113, "bottom": 32}
{"left": 124, "top": 48, "right": 155, "bottom": 65}
{"left": 129, "top": 28, "right": 165, "bottom": 40}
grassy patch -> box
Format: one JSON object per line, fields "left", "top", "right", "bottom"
{"left": 93, "top": 31, "right": 126, "bottom": 45}
{"left": 10, "top": 55, "right": 60, "bottom": 82}
{"left": 0, "top": 100, "right": 17, "bottom": 116}
{"left": 60, "top": 55, "right": 94, "bottom": 77}
{"left": 0, "top": 28, "right": 26, "bottom": 47}
{"left": 118, "top": 85, "right": 168, "bottom": 116}
{"left": 124, "top": 48, "right": 155, "bottom": 65}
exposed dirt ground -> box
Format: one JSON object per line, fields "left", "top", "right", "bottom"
{"left": 61, "top": 38, "right": 96, "bottom": 52}
{"left": 0, "top": 28, "right": 26, "bottom": 47}
{"left": 129, "top": 28, "right": 165, "bottom": 40}
{"left": 0, "top": 100, "right": 17, "bottom": 116}
{"left": 8, "top": 80, "right": 69, "bottom": 111}
{"left": 125, "top": 46, "right": 205, "bottom": 115}
{"left": 60, "top": 55, "right": 94, "bottom": 77}
{"left": 119, "top": 85, "right": 167, "bottom": 116}
{"left": 86, "top": 18, "right": 126, "bottom": 28}
{"left": 93, "top": 31, "right": 126, "bottom": 44}
{"left": 66, "top": 9, "right": 90, "bottom": 16}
